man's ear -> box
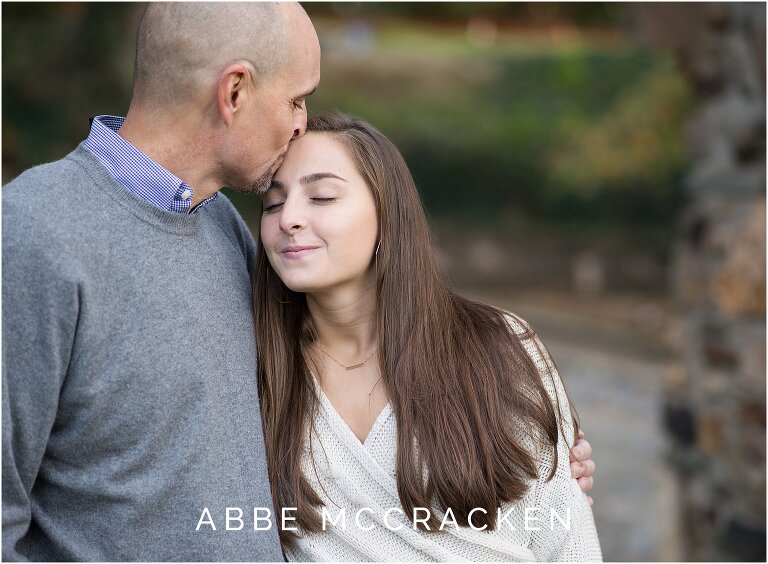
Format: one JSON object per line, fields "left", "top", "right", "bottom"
{"left": 217, "top": 62, "right": 253, "bottom": 126}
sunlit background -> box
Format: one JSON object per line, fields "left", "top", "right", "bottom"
{"left": 3, "top": 3, "right": 765, "bottom": 561}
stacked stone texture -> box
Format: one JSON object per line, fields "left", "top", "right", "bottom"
{"left": 647, "top": 3, "right": 766, "bottom": 560}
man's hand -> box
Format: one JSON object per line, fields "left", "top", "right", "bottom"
{"left": 569, "top": 429, "right": 595, "bottom": 506}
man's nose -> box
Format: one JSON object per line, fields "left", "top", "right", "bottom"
{"left": 292, "top": 108, "right": 308, "bottom": 140}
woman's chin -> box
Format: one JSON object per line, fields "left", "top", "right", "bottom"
{"left": 281, "top": 278, "right": 321, "bottom": 294}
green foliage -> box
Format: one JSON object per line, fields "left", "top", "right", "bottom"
{"left": 308, "top": 22, "right": 691, "bottom": 249}
{"left": 545, "top": 58, "right": 690, "bottom": 196}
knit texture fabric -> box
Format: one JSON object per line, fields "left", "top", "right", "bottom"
{"left": 286, "top": 315, "right": 602, "bottom": 562}
{"left": 2, "top": 146, "right": 283, "bottom": 561}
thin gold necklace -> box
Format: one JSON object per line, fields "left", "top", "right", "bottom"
{"left": 316, "top": 343, "right": 376, "bottom": 371}
{"left": 316, "top": 343, "right": 383, "bottom": 408}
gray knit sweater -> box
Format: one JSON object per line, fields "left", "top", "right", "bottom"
{"left": 2, "top": 146, "right": 284, "bottom": 561}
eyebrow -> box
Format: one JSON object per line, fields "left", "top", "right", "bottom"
{"left": 269, "top": 172, "right": 347, "bottom": 191}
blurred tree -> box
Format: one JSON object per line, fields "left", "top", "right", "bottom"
{"left": 3, "top": 3, "right": 140, "bottom": 180}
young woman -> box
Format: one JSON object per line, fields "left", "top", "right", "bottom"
{"left": 254, "top": 113, "right": 602, "bottom": 561}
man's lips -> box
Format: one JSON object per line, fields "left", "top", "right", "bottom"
{"left": 280, "top": 245, "right": 319, "bottom": 259}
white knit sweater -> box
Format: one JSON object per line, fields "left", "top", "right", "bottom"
{"left": 284, "top": 315, "right": 602, "bottom": 562}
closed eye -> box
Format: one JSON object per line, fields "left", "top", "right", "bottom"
{"left": 263, "top": 202, "right": 284, "bottom": 213}
{"left": 311, "top": 197, "right": 336, "bottom": 203}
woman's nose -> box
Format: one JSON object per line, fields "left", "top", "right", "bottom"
{"left": 278, "top": 200, "right": 306, "bottom": 234}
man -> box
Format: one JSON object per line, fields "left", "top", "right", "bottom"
{"left": 2, "top": 3, "right": 594, "bottom": 561}
{"left": 3, "top": 4, "right": 318, "bottom": 560}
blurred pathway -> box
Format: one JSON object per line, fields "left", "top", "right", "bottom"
{"left": 465, "top": 290, "right": 682, "bottom": 561}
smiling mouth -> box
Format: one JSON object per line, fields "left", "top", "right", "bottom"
{"left": 281, "top": 246, "right": 319, "bottom": 259}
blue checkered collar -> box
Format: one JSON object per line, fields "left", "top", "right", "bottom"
{"left": 83, "top": 115, "right": 217, "bottom": 214}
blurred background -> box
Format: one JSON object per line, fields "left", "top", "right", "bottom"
{"left": 3, "top": 2, "right": 765, "bottom": 561}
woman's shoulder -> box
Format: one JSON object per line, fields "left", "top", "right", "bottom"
{"left": 497, "top": 309, "right": 577, "bottom": 442}
{"left": 499, "top": 310, "right": 533, "bottom": 337}
{"left": 497, "top": 310, "right": 555, "bottom": 371}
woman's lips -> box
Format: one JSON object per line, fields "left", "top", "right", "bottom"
{"left": 280, "top": 246, "right": 319, "bottom": 259}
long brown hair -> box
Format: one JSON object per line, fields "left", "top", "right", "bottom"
{"left": 253, "top": 112, "right": 578, "bottom": 544}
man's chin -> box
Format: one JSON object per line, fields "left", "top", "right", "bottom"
{"left": 227, "top": 154, "right": 286, "bottom": 195}
{"left": 228, "top": 171, "right": 273, "bottom": 196}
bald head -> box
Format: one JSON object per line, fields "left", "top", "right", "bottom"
{"left": 132, "top": 2, "right": 305, "bottom": 110}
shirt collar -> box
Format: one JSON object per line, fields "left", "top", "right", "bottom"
{"left": 83, "top": 115, "right": 218, "bottom": 214}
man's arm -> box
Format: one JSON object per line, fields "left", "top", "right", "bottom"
{"left": 2, "top": 192, "right": 78, "bottom": 560}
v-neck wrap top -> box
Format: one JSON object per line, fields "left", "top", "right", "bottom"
{"left": 284, "top": 314, "right": 602, "bottom": 562}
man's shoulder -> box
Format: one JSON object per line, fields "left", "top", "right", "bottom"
{"left": 203, "top": 192, "right": 257, "bottom": 252}
{"left": 3, "top": 146, "right": 101, "bottom": 224}
{"left": 2, "top": 147, "right": 106, "bottom": 259}
{"left": 4, "top": 147, "right": 91, "bottom": 199}
{"left": 205, "top": 190, "right": 241, "bottom": 220}
{"left": 204, "top": 191, "right": 247, "bottom": 225}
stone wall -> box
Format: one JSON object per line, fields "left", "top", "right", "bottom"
{"left": 634, "top": 3, "right": 766, "bottom": 560}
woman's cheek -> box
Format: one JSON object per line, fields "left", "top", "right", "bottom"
{"left": 261, "top": 215, "right": 278, "bottom": 244}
